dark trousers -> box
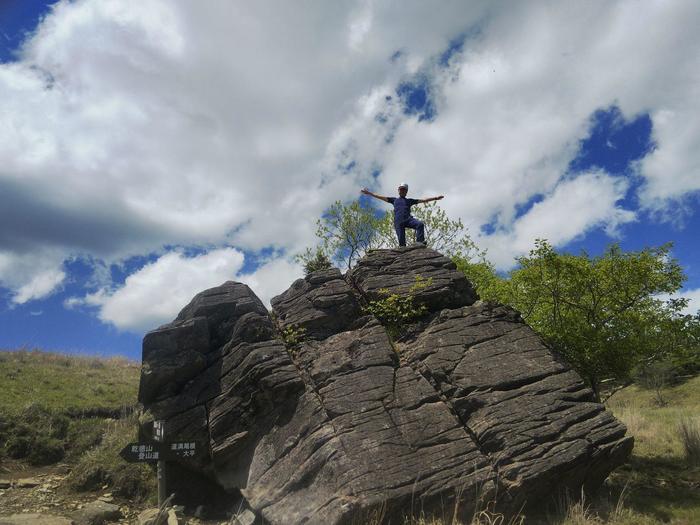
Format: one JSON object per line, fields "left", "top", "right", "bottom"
{"left": 395, "top": 217, "right": 425, "bottom": 246}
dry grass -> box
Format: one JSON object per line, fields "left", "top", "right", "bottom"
{"left": 67, "top": 413, "right": 155, "bottom": 501}
{"left": 0, "top": 347, "right": 139, "bottom": 415}
{"left": 607, "top": 383, "right": 697, "bottom": 460}
{"left": 358, "top": 505, "right": 523, "bottom": 525}
{"left": 677, "top": 415, "right": 700, "bottom": 466}
{"left": 0, "top": 347, "right": 141, "bottom": 474}
{"left": 603, "top": 375, "right": 700, "bottom": 524}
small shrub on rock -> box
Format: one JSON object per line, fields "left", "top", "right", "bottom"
{"left": 363, "top": 276, "right": 432, "bottom": 340}
{"left": 281, "top": 325, "right": 307, "bottom": 350}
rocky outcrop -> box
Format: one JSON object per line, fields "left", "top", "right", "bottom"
{"left": 138, "top": 245, "right": 632, "bottom": 524}
{"left": 271, "top": 268, "right": 361, "bottom": 340}
{"left": 347, "top": 247, "right": 477, "bottom": 310}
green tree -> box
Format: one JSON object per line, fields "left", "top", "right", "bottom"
{"left": 475, "top": 240, "right": 687, "bottom": 401}
{"left": 453, "top": 257, "right": 505, "bottom": 301}
{"left": 295, "top": 200, "right": 379, "bottom": 270}
{"left": 298, "top": 200, "right": 484, "bottom": 270}
{"left": 640, "top": 297, "right": 700, "bottom": 376}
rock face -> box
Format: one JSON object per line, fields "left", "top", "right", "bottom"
{"left": 138, "top": 246, "right": 633, "bottom": 524}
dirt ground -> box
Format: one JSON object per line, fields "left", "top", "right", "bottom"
{"left": 0, "top": 461, "right": 226, "bottom": 524}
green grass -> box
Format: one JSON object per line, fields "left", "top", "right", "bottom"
{"left": 0, "top": 348, "right": 144, "bottom": 480}
{"left": 0, "top": 348, "right": 154, "bottom": 501}
{"left": 604, "top": 375, "right": 700, "bottom": 524}
{"left": 0, "top": 347, "right": 140, "bottom": 415}
{"left": 67, "top": 414, "right": 156, "bottom": 502}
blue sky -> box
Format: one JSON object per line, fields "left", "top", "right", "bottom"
{"left": 1, "top": 1, "right": 699, "bottom": 361}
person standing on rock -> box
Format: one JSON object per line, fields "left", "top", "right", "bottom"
{"left": 361, "top": 183, "right": 444, "bottom": 247}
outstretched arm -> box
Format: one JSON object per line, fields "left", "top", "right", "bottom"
{"left": 417, "top": 195, "right": 444, "bottom": 204}
{"left": 361, "top": 187, "right": 391, "bottom": 203}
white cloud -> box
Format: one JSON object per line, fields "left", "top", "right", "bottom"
{"left": 238, "top": 257, "right": 304, "bottom": 309}
{"left": 0, "top": 0, "right": 490, "bottom": 301}
{"left": 1, "top": 0, "right": 699, "bottom": 317}
{"left": 0, "top": 249, "right": 66, "bottom": 304}
{"left": 639, "top": 107, "right": 700, "bottom": 212}
{"left": 348, "top": 1, "right": 374, "bottom": 52}
{"left": 679, "top": 289, "right": 700, "bottom": 316}
{"left": 480, "top": 172, "right": 636, "bottom": 269}
{"left": 658, "top": 288, "right": 700, "bottom": 317}
{"left": 13, "top": 268, "right": 66, "bottom": 304}
{"left": 67, "top": 247, "right": 304, "bottom": 333}
{"left": 367, "top": 0, "right": 700, "bottom": 266}
{"left": 72, "top": 248, "right": 245, "bottom": 332}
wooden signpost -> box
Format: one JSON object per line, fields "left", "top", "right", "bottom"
{"left": 154, "top": 419, "right": 166, "bottom": 507}
{"left": 118, "top": 420, "right": 201, "bottom": 506}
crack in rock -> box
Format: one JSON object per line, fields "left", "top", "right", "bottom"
{"left": 138, "top": 246, "right": 632, "bottom": 524}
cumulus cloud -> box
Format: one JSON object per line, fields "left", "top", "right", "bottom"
{"left": 0, "top": 249, "right": 66, "bottom": 304}
{"left": 237, "top": 257, "right": 304, "bottom": 310}
{"left": 480, "top": 172, "right": 635, "bottom": 269}
{"left": 364, "top": 1, "right": 700, "bottom": 270}
{"left": 374, "top": 1, "right": 700, "bottom": 257}
{"left": 639, "top": 107, "right": 700, "bottom": 212}
{"left": 0, "top": 0, "right": 490, "bottom": 301}
{"left": 66, "top": 247, "right": 303, "bottom": 333}
{"left": 679, "top": 289, "right": 700, "bottom": 316}
{"left": 1, "top": 0, "right": 699, "bottom": 316}
{"left": 70, "top": 248, "right": 245, "bottom": 332}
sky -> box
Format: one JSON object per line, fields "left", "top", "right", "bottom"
{"left": 1, "top": 0, "right": 699, "bottom": 361}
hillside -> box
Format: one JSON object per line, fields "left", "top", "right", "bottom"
{"left": 606, "top": 376, "right": 700, "bottom": 524}
{"left": 0, "top": 348, "right": 139, "bottom": 416}
{"left": 0, "top": 348, "right": 698, "bottom": 524}
{"left": 0, "top": 348, "right": 155, "bottom": 522}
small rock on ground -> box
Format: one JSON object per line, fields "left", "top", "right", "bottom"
{"left": 229, "top": 509, "right": 255, "bottom": 525}
{"left": 15, "top": 479, "right": 41, "bottom": 489}
{"left": 167, "top": 508, "right": 180, "bottom": 525}
{"left": 72, "top": 500, "right": 122, "bottom": 525}
{"left": 135, "top": 508, "right": 159, "bottom": 525}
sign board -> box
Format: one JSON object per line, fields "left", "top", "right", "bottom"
{"left": 119, "top": 441, "right": 201, "bottom": 463}
{"left": 161, "top": 441, "right": 199, "bottom": 460}
{"left": 120, "top": 442, "right": 162, "bottom": 463}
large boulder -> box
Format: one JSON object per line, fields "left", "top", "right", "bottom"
{"left": 271, "top": 268, "right": 361, "bottom": 340}
{"left": 347, "top": 245, "right": 477, "bottom": 310}
{"left": 138, "top": 246, "right": 632, "bottom": 524}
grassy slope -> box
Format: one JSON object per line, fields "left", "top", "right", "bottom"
{"left": 0, "top": 348, "right": 140, "bottom": 415}
{"left": 604, "top": 375, "right": 700, "bottom": 525}
{"left": 0, "top": 348, "right": 153, "bottom": 502}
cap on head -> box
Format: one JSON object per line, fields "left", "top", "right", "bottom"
{"left": 398, "top": 182, "right": 409, "bottom": 190}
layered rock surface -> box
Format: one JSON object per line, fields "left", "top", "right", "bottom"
{"left": 138, "top": 246, "right": 632, "bottom": 524}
